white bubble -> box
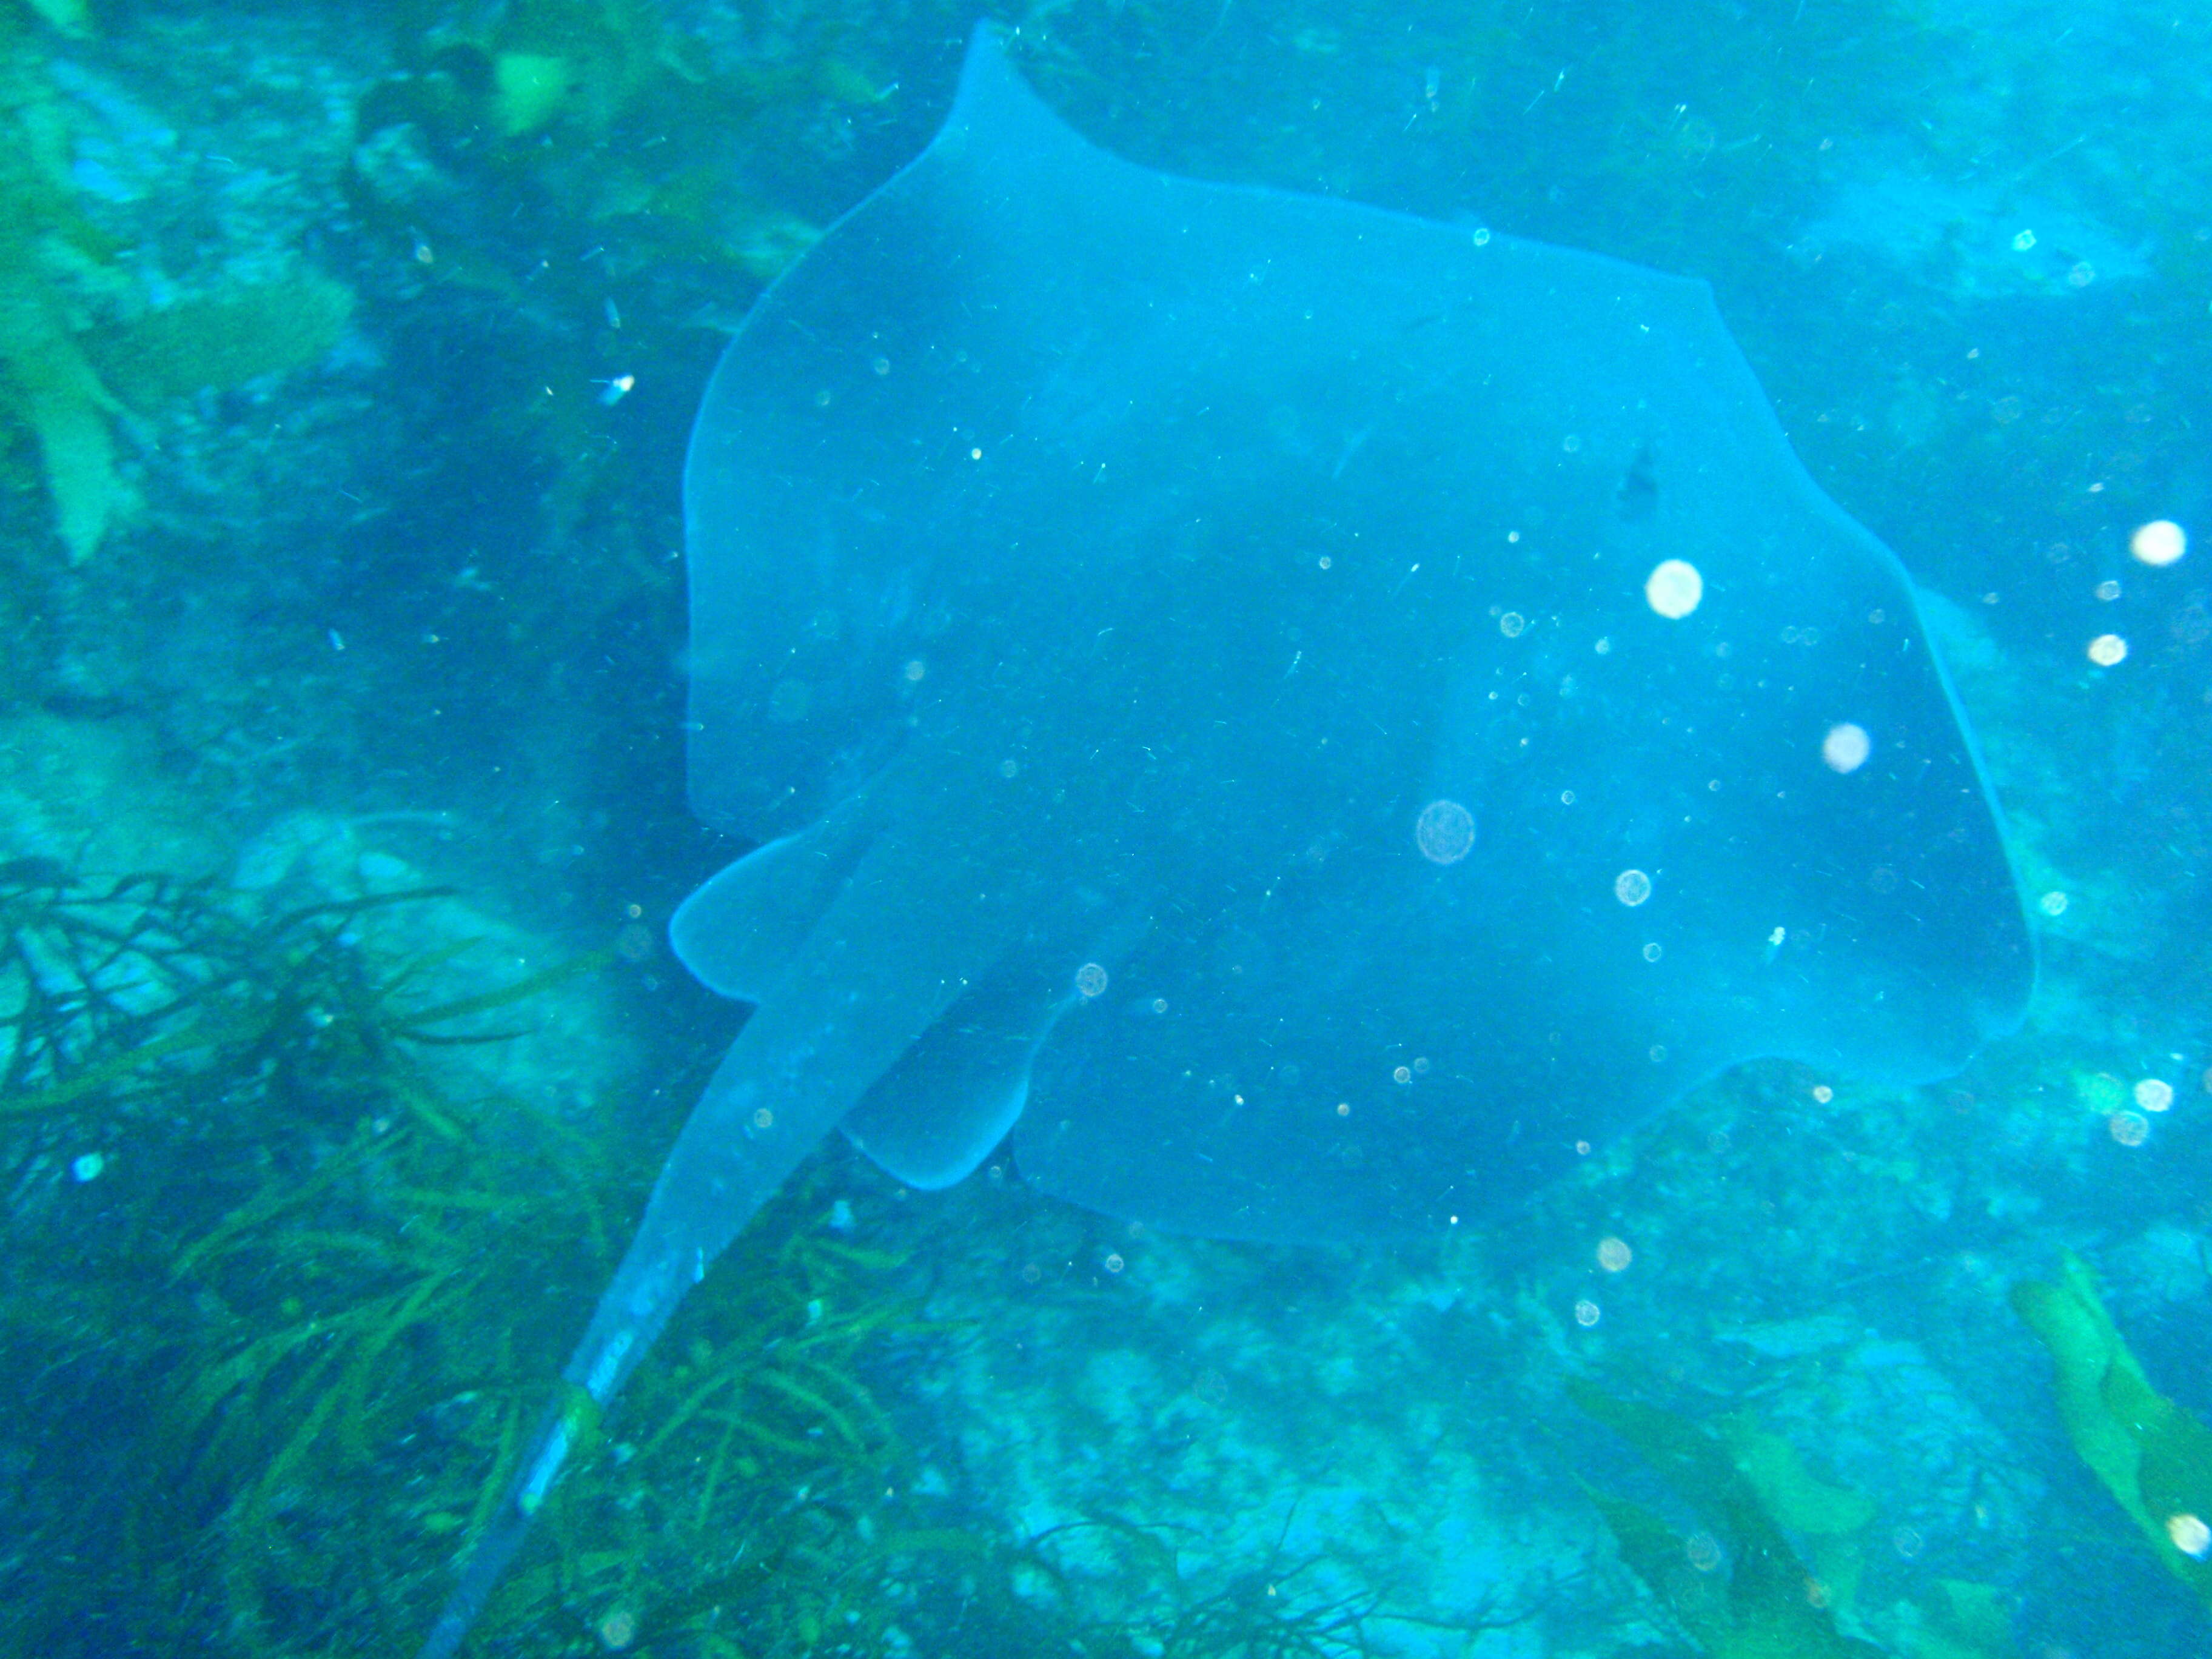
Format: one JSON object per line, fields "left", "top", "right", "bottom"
{"left": 1416, "top": 799, "right": 1476, "bottom": 865}
{"left": 2170, "top": 1512, "right": 2212, "bottom": 1560}
{"left": 1822, "top": 722, "right": 1871, "bottom": 774}
{"left": 2130, "top": 520, "right": 2187, "bottom": 567}
{"left": 1644, "top": 559, "right": 1703, "bottom": 620}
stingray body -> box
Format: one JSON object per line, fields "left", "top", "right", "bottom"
{"left": 418, "top": 27, "right": 2029, "bottom": 1654}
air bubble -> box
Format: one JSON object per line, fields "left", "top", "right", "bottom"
{"left": 1644, "top": 559, "right": 1703, "bottom": 620}
{"left": 1822, "top": 722, "right": 1871, "bottom": 774}
{"left": 2131, "top": 520, "right": 2187, "bottom": 567}
{"left": 1416, "top": 799, "right": 1476, "bottom": 865}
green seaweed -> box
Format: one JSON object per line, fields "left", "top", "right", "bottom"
{"left": 81, "top": 273, "right": 357, "bottom": 404}
{"left": 1567, "top": 1382, "right": 1888, "bottom": 1658}
{"left": 0, "top": 13, "right": 127, "bottom": 562}
{"left": 0, "top": 13, "right": 357, "bottom": 565}
{"left": 0, "top": 857, "right": 921, "bottom": 1657}
{"left": 2011, "top": 1250, "right": 2212, "bottom": 1610}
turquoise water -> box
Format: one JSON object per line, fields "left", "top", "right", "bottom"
{"left": 0, "top": 3, "right": 2205, "bottom": 1657}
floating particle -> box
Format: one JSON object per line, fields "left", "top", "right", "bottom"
{"left": 2012, "top": 229, "right": 2037, "bottom": 252}
{"left": 1614, "top": 868, "right": 1652, "bottom": 907}
{"left": 2131, "top": 520, "right": 2187, "bottom": 567}
{"left": 1685, "top": 1531, "right": 1724, "bottom": 1573}
{"left": 2169, "top": 1513, "right": 2212, "bottom": 1560}
{"left": 1393, "top": 1065, "right": 1413, "bottom": 1085}
{"left": 1642, "top": 942, "right": 1663, "bottom": 962}
{"left": 1499, "top": 610, "right": 1527, "bottom": 637}
{"left": 597, "top": 1607, "right": 637, "bottom": 1650}
{"left": 2096, "top": 578, "right": 2122, "bottom": 601}
{"left": 2108, "top": 1110, "right": 2150, "bottom": 1147}
{"left": 751, "top": 1107, "right": 775, "bottom": 1130}
{"left": 1822, "top": 722, "right": 1871, "bottom": 774}
{"left": 71, "top": 1152, "right": 104, "bottom": 1182}
{"left": 1574, "top": 1298, "right": 1601, "bottom": 1328}
{"left": 1597, "top": 1236, "right": 1632, "bottom": 1272}
{"left": 1415, "top": 798, "right": 1476, "bottom": 865}
{"left": 1644, "top": 558, "right": 1703, "bottom": 619}
{"left": 1074, "top": 962, "right": 1109, "bottom": 998}
{"left": 2088, "top": 634, "right": 2127, "bottom": 666}
{"left": 903, "top": 659, "right": 927, "bottom": 682}
{"left": 2040, "top": 891, "right": 2069, "bottom": 917}
{"left": 1335, "top": 1101, "right": 1351, "bottom": 1118}
{"left": 1812, "top": 1084, "right": 1834, "bottom": 1104}
{"left": 2134, "top": 1077, "right": 2173, "bottom": 1113}
{"left": 1104, "top": 1252, "right": 1125, "bottom": 1274}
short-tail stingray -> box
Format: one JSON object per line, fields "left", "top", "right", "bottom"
{"left": 419, "top": 25, "right": 2031, "bottom": 1653}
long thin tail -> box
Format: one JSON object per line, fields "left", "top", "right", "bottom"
{"left": 415, "top": 1384, "right": 597, "bottom": 1659}
{"left": 412, "top": 1033, "right": 843, "bottom": 1657}
{"left": 415, "top": 820, "right": 1009, "bottom": 1654}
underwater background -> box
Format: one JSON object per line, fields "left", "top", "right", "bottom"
{"left": 1, "top": 1, "right": 2207, "bottom": 1656}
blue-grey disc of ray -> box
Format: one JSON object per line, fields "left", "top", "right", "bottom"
{"left": 418, "top": 26, "right": 2030, "bottom": 1655}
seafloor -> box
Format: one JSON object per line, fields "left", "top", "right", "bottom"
{"left": 0, "top": 2, "right": 2206, "bottom": 1658}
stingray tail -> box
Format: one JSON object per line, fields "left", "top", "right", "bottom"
{"left": 415, "top": 1376, "right": 608, "bottom": 1658}
{"left": 412, "top": 1037, "right": 818, "bottom": 1655}
{"left": 415, "top": 1233, "right": 697, "bottom": 1658}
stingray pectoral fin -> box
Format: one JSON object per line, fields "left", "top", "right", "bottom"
{"left": 671, "top": 794, "right": 878, "bottom": 1002}
{"left": 842, "top": 962, "right": 1080, "bottom": 1189}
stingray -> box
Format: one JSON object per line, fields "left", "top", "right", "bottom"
{"left": 418, "top": 26, "right": 2031, "bottom": 1654}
